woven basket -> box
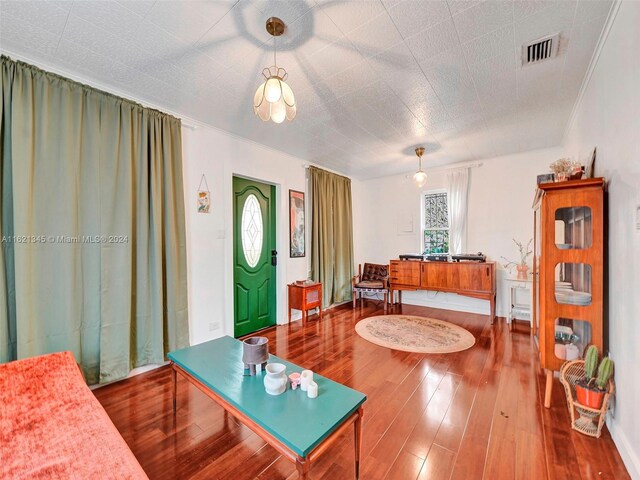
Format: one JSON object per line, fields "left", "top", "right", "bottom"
{"left": 559, "top": 360, "right": 615, "bottom": 438}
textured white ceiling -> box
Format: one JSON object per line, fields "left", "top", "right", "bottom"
{"left": 0, "top": 0, "right": 613, "bottom": 179}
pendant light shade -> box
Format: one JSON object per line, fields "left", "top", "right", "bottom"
{"left": 413, "top": 170, "right": 427, "bottom": 188}
{"left": 264, "top": 77, "right": 282, "bottom": 103}
{"left": 253, "top": 17, "right": 296, "bottom": 123}
{"left": 253, "top": 67, "right": 296, "bottom": 123}
{"left": 413, "top": 147, "right": 427, "bottom": 187}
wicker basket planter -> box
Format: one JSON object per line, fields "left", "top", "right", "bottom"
{"left": 559, "top": 360, "right": 615, "bottom": 438}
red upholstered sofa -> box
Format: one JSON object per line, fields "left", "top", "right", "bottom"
{"left": 0, "top": 351, "right": 148, "bottom": 479}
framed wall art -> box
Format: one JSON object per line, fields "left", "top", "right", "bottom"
{"left": 289, "top": 190, "right": 305, "bottom": 258}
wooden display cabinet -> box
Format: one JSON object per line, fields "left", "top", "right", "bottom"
{"left": 532, "top": 178, "right": 605, "bottom": 408}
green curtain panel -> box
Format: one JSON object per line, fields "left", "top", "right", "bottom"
{"left": 0, "top": 56, "right": 188, "bottom": 384}
{"left": 309, "top": 166, "right": 354, "bottom": 307}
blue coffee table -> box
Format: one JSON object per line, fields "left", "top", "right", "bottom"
{"left": 168, "top": 336, "right": 366, "bottom": 479}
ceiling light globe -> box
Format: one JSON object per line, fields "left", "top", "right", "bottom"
{"left": 281, "top": 81, "right": 295, "bottom": 106}
{"left": 285, "top": 103, "right": 296, "bottom": 121}
{"left": 256, "top": 101, "right": 271, "bottom": 122}
{"left": 413, "top": 170, "right": 427, "bottom": 188}
{"left": 264, "top": 77, "right": 282, "bottom": 103}
{"left": 254, "top": 83, "right": 272, "bottom": 121}
{"left": 270, "top": 99, "right": 287, "bottom": 124}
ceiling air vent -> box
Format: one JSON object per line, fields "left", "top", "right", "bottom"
{"left": 522, "top": 33, "right": 560, "bottom": 66}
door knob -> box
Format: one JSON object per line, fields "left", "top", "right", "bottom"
{"left": 271, "top": 249, "right": 278, "bottom": 266}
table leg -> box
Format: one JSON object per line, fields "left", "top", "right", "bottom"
{"left": 296, "top": 456, "right": 309, "bottom": 479}
{"left": 490, "top": 294, "right": 496, "bottom": 324}
{"left": 544, "top": 369, "right": 553, "bottom": 408}
{"left": 171, "top": 363, "right": 177, "bottom": 414}
{"left": 354, "top": 407, "right": 363, "bottom": 479}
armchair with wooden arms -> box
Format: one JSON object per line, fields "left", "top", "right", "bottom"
{"left": 352, "top": 263, "right": 389, "bottom": 312}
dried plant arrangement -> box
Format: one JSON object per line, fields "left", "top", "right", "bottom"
{"left": 501, "top": 238, "right": 533, "bottom": 269}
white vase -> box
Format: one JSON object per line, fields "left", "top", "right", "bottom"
{"left": 264, "top": 363, "right": 287, "bottom": 395}
{"left": 300, "top": 370, "right": 313, "bottom": 392}
{"left": 307, "top": 381, "right": 318, "bottom": 399}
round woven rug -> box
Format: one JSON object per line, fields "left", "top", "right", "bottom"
{"left": 355, "top": 315, "right": 475, "bottom": 354}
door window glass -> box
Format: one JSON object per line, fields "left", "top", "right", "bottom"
{"left": 241, "top": 194, "right": 263, "bottom": 267}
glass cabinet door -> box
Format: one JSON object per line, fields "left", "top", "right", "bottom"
{"left": 555, "top": 263, "right": 592, "bottom": 305}
{"left": 555, "top": 206, "right": 592, "bottom": 250}
{"left": 554, "top": 318, "right": 592, "bottom": 361}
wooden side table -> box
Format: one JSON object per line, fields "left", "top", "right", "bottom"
{"left": 288, "top": 282, "right": 323, "bottom": 324}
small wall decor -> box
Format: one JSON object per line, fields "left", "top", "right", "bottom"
{"left": 197, "top": 174, "right": 210, "bottom": 213}
{"left": 289, "top": 189, "right": 305, "bottom": 257}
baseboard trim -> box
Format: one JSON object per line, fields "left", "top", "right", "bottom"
{"left": 90, "top": 363, "right": 167, "bottom": 390}
{"left": 608, "top": 419, "right": 640, "bottom": 479}
{"left": 398, "top": 291, "right": 490, "bottom": 316}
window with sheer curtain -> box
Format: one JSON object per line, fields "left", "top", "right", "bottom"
{"left": 422, "top": 191, "right": 450, "bottom": 254}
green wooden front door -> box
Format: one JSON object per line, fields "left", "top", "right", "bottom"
{"left": 233, "top": 177, "right": 277, "bottom": 337}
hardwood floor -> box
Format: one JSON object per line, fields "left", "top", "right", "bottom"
{"left": 94, "top": 302, "right": 629, "bottom": 480}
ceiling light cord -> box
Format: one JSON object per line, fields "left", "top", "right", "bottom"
{"left": 273, "top": 35, "right": 277, "bottom": 68}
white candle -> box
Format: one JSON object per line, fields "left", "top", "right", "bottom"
{"left": 307, "top": 381, "right": 318, "bottom": 399}
{"left": 300, "top": 370, "right": 313, "bottom": 392}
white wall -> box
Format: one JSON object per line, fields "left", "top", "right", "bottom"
{"left": 182, "top": 125, "right": 312, "bottom": 345}
{"left": 355, "top": 147, "right": 565, "bottom": 317}
{"left": 563, "top": 1, "right": 640, "bottom": 477}
{"left": 181, "top": 124, "right": 365, "bottom": 345}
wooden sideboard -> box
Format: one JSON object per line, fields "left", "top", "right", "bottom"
{"left": 389, "top": 259, "right": 497, "bottom": 321}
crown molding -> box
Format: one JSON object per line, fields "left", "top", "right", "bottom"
{"left": 561, "top": 0, "right": 622, "bottom": 145}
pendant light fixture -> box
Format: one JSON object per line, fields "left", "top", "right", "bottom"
{"left": 413, "top": 147, "right": 427, "bottom": 187}
{"left": 253, "top": 17, "right": 296, "bottom": 124}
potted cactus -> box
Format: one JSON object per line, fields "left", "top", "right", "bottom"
{"left": 575, "top": 345, "right": 614, "bottom": 409}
